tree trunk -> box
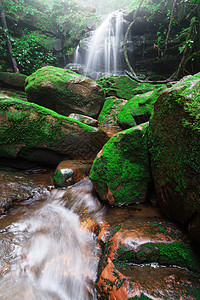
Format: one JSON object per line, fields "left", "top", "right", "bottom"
{"left": 123, "top": 0, "right": 144, "bottom": 80}
{"left": 0, "top": 0, "right": 19, "bottom": 73}
{"left": 174, "top": 16, "right": 196, "bottom": 79}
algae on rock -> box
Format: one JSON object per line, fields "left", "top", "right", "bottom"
{"left": 25, "top": 66, "right": 105, "bottom": 117}
{"left": 89, "top": 122, "right": 150, "bottom": 206}
{"left": 148, "top": 72, "right": 200, "bottom": 242}
{"left": 98, "top": 96, "right": 127, "bottom": 127}
{"left": 0, "top": 97, "right": 109, "bottom": 163}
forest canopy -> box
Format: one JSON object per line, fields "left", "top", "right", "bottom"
{"left": 0, "top": 0, "right": 200, "bottom": 77}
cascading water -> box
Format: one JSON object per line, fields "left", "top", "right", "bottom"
{"left": 74, "top": 11, "right": 125, "bottom": 79}
{"left": 0, "top": 178, "right": 104, "bottom": 300}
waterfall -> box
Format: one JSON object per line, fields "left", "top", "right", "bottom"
{"left": 74, "top": 44, "right": 80, "bottom": 64}
{"left": 0, "top": 178, "right": 103, "bottom": 300}
{"left": 73, "top": 11, "right": 125, "bottom": 79}
{"left": 85, "top": 11, "right": 124, "bottom": 77}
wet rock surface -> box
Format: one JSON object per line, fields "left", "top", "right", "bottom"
{"left": 0, "top": 167, "right": 53, "bottom": 213}
{"left": 97, "top": 204, "right": 200, "bottom": 299}
{"left": 54, "top": 160, "right": 93, "bottom": 188}
{"left": 68, "top": 113, "right": 98, "bottom": 127}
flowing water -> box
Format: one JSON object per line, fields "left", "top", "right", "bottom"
{"left": 0, "top": 178, "right": 104, "bottom": 300}
{"left": 74, "top": 10, "right": 125, "bottom": 78}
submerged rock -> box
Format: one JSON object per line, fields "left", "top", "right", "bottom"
{"left": 148, "top": 73, "right": 200, "bottom": 243}
{"left": 54, "top": 160, "right": 93, "bottom": 188}
{"left": 89, "top": 123, "right": 150, "bottom": 206}
{"left": 0, "top": 98, "right": 109, "bottom": 164}
{"left": 98, "top": 96, "right": 127, "bottom": 127}
{"left": 25, "top": 66, "right": 105, "bottom": 117}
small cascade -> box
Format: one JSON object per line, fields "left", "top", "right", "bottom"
{"left": 74, "top": 11, "right": 125, "bottom": 79}
{"left": 0, "top": 178, "right": 103, "bottom": 300}
{"left": 74, "top": 44, "right": 80, "bottom": 64}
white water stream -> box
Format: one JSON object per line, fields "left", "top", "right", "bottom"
{"left": 74, "top": 11, "right": 125, "bottom": 78}
{"left": 0, "top": 178, "right": 103, "bottom": 300}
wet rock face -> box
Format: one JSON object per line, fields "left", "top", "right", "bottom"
{"left": 89, "top": 123, "right": 150, "bottom": 206}
{"left": 68, "top": 113, "right": 98, "bottom": 127}
{"left": 0, "top": 169, "right": 50, "bottom": 213}
{"left": 0, "top": 98, "right": 109, "bottom": 164}
{"left": 148, "top": 73, "right": 200, "bottom": 242}
{"left": 25, "top": 66, "right": 105, "bottom": 118}
{"left": 96, "top": 205, "right": 200, "bottom": 299}
{"left": 54, "top": 160, "right": 93, "bottom": 188}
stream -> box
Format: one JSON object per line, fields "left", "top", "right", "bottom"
{"left": 0, "top": 178, "right": 104, "bottom": 300}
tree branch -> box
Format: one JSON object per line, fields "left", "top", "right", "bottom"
{"left": 0, "top": 0, "right": 19, "bottom": 73}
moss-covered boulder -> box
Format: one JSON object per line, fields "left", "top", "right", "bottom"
{"left": 68, "top": 113, "right": 98, "bottom": 127}
{"left": 96, "top": 75, "right": 158, "bottom": 100}
{"left": 0, "top": 72, "right": 27, "bottom": 90}
{"left": 0, "top": 98, "right": 109, "bottom": 164}
{"left": 98, "top": 96, "right": 127, "bottom": 127}
{"left": 54, "top": 160, "right": 92, "bottom": 188}
{"left": 89, "top": 123, "right": 150, "bottom": 206}
{"left": 97, "top": 207, "right": 200, "bottom": 299}
{"left": 25, "top": 66, "right": 105, "bottom": 117}
{"left": 148, "top": 73, "right": 200, "bottom": 242}
{"left": 117, "top": 91, "right": 160, "bottom": 129}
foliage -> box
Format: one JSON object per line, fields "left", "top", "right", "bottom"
{"left": 12, "top": 32, "right": 57, "bottom": 74}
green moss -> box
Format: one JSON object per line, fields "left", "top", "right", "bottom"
{"left": 98, "top": 96, "right": 125, "bottom": 126}
{"left": 89, "top": 123, "right": 150, "bottom": 206}
{"left": 148, "top": 73, "right": 200, "bottom": 223}
{"left": 0, "top": 98, "right": 99, "bottom": 157}
{"left": 25, "top": 66, "right": 104, "bottom": 115}
{"left": 118, "top": 90, "right": 162, "bottom": 129}
{"left": 97, "top": 74, "right": 160, "bottom": 101}
{"left": 114, "top": 241, "right": 200, "bottom": 273}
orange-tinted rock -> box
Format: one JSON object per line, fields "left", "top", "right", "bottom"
{"left": 54, "top": 160, "right": 93, "bottom": 188}
{"left": 97, "top": 205, "right": 200, "bottom": 299}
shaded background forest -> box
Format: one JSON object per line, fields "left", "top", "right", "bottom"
{"left": 1, "top": 0, "right": 200, "bottom": 79}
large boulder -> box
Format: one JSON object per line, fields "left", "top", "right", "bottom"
{"left": 89, "top": 123, "right": 150, "bottom": 206}
{"left": 0, "top": 98, "right": 109, "bottom": 164}
{"left": 97, "top": 205, "right": 200, "bottom": 299}
{"left": 98, "top": 96, "right": 127, "bottom": 127}
{"left": 25, "top": 66, "right": 105, "bottom": 117}
{"left": 148, "top": 73, "right": 200, "bottom": 242}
